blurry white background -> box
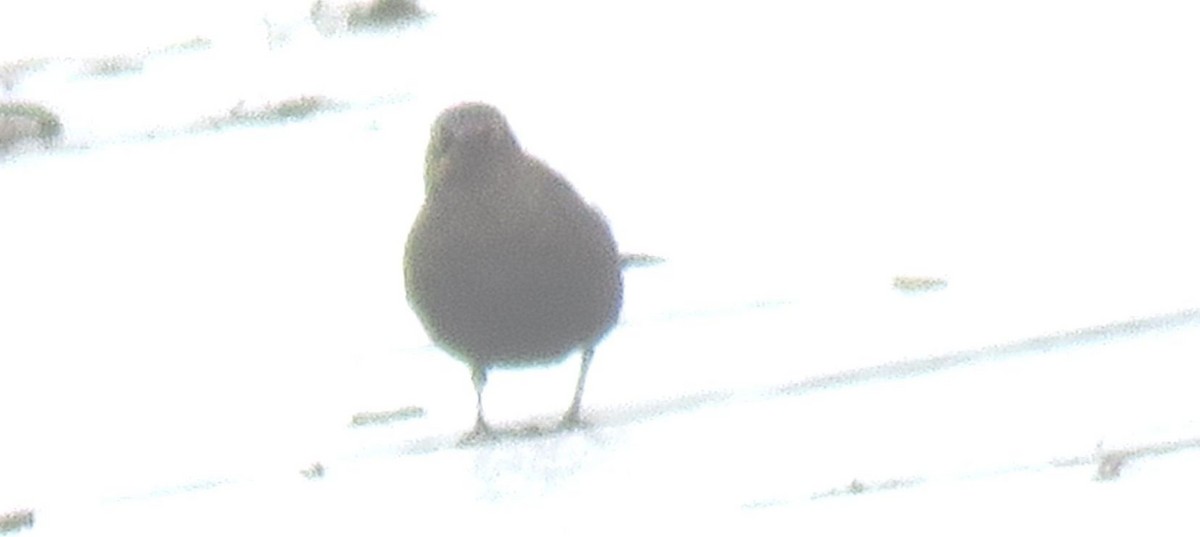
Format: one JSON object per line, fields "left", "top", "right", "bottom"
{"left": 2, "top": 0, "right": 1199, "bottom": 534}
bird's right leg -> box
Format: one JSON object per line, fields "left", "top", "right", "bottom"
{"left": 462, "top": 364, "right": 493, "bottom": 442}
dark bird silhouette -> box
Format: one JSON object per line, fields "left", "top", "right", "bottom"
{"left": 404, "top": 103, "right": 623, "bottom": 439}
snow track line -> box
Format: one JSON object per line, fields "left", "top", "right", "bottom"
{"left": 397, "top": 307, "right": 1200, "bottom": 454}
{"left": 773, "top": 307, "right": 1200, "bottom": 396}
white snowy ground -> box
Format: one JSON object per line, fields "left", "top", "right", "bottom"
{"left": 3, "top": 0, "right": 1200, "bottom": 534}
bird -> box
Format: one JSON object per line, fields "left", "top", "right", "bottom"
{"left": 404, "top": 102, "right": 623, "bottom": 440}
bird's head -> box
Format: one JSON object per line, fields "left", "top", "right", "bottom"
{"left": 424, "top": 102, "right": 521, "bottom": 195}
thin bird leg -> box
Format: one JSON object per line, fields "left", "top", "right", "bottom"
{"left": 468, "top": 364, "right": 492, "bottom": 438}
{"left": 561, "top": 346, "right": 594, "bottom": 428}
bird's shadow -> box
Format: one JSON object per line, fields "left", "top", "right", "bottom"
{"left": 456, "top": 419, "right": 591, "bottom": 448}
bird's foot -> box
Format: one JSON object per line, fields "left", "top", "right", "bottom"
{"left": 558, "top": 408, "right": 589, "bottom": 431}
{"left": 458, "top": 421, "right": 494, "bottom": 446}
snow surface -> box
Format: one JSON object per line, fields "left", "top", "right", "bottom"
{"left": 3, "top": 0, "right": 1200, "bottom": 534}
